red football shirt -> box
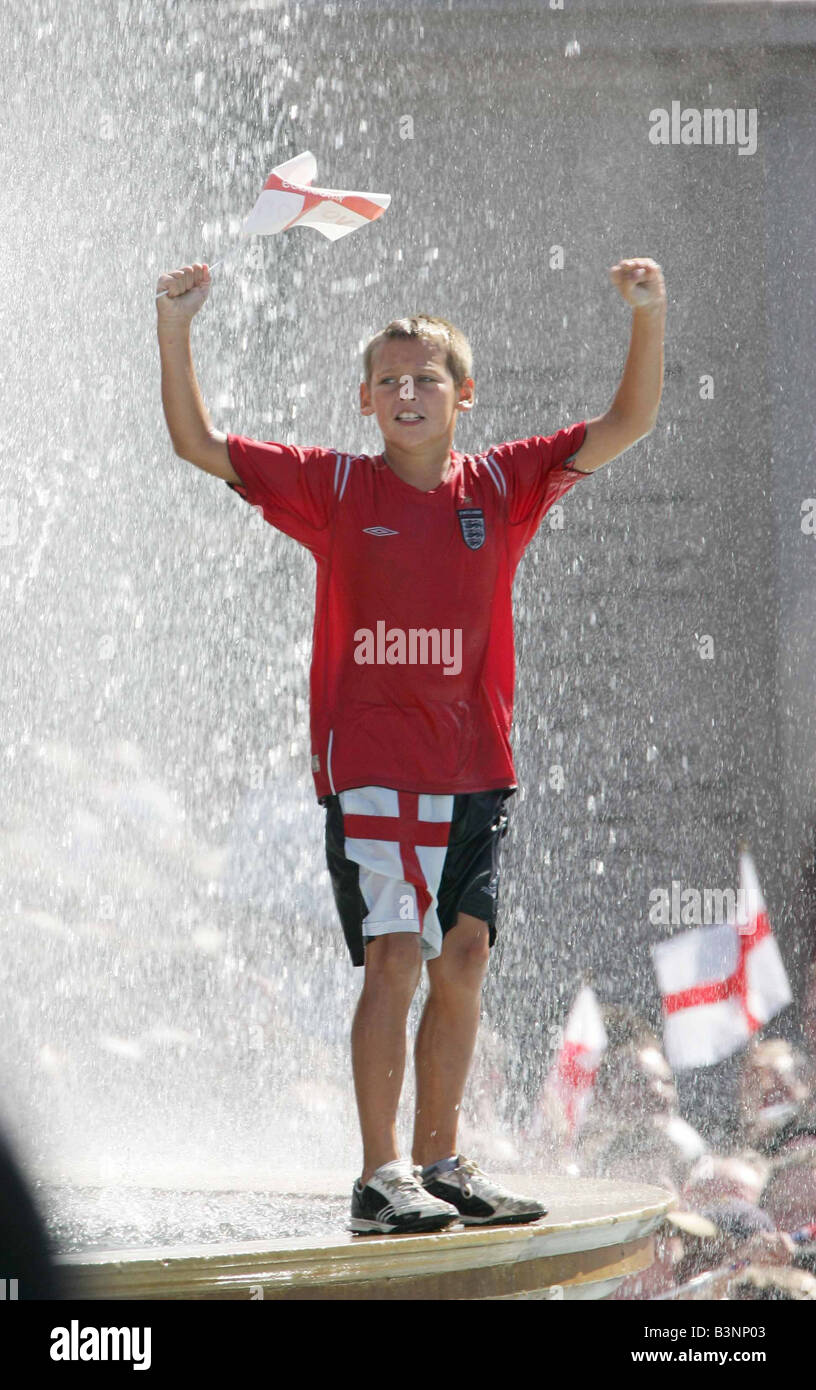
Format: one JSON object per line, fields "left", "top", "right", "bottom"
{"left": 225, "top": 423, "right": 588, "bottom": 799}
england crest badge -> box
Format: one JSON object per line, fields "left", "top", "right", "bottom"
{"left": 457, "top": 507, "right": 486, "bottom": 550}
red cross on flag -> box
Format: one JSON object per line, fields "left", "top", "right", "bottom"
{"left": 652, "top": 850, "right": 792, "bottom": 1071}
{"left": 240, "top": 151, "right": 390, "bottom": 241}
{"left": 539, "top": 985, "right": 608, "bottom": 1141}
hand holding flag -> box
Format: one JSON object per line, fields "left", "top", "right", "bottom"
{"left": 155, "top": 261, "right": 216, "bottom": 319}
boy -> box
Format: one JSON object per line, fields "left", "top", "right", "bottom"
{"left": 156, "top": 257, "right": 666, "bottom": 1233}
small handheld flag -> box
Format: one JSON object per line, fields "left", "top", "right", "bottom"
{"left": 241, "top": 150, "right": 390, "bottom": 240}
{"left": 651, "top": 849, "right": 792, "bottom": 1070}
{"left": 156, "top": 151, "right": 390, "bottom": 297}
{"left": 534, "top": 985, "right": 608, "bottom": 1144}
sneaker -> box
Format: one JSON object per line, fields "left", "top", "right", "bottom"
{"left": 421, "top": 1154, "right": 548, "bottom": 1226}
{"left": 350, "top": 1157, "right": 460, "bottom": 1234}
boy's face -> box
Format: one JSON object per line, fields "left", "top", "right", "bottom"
{"left": 360, "top": 337, "right": 474, "bottom": 450}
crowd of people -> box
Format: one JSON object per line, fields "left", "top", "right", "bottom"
{"left": 450, "top": 972, "right": 816, "bottom": 1300}
{"left": 563, "top": 1008, "right": 816, "bottom": 1299}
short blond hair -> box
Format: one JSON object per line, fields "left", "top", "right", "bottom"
{"left": 363, "top": 314, "right": 473, "bottom": 388}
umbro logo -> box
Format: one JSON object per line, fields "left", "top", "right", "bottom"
{"left": 362, "top": 526, "right": 399, "bottom": 536}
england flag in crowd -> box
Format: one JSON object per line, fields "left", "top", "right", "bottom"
{"left": 540, "top": 985, "right": 608, "bottom": 1140}
{"left": 652, "top": 849, "right": 792, "bottom": 1070}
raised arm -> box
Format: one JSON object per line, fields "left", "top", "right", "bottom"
{"left": 570, "top": 257, "right": 667, "bottom": 474}
{"left": 155, "top": 262, "right": 241, "bottom": 483}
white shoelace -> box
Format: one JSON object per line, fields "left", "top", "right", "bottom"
{"left": 451, "top": 1157, "right": 484, "bottom": 1197}
{"left": 447, "top": 1157, "right": 510, "bottom": 1201}
{"left": 377, "top": 1162, "right": 426, "bottom": 1198}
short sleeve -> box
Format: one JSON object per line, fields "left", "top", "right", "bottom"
{"left": 224, "top": 435, "right": 339, "bottom": 559}
{"left": 491, "top": 421, "right": 589, "bottom": 542}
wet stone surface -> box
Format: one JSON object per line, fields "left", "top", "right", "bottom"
{"left": 40, "top": 1184, "right": 351, "bottom": 1254}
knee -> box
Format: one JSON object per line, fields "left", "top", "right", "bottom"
{"left": 457, "top": 933, "right": 491, "bottom": 980}
{"left": 433, "top": 924, "right": 491, "bottom": 991}
{"left": 363, "top": 933, "right": 422, "bottom": 995}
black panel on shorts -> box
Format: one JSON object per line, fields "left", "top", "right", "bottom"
{"left": 323, "top": 793, "right": 369, "bottom": 966}
{"left": 437, "top": 787, "right": 514, "bottom": 944}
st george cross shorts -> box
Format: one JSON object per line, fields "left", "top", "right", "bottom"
{"left": 320, "top": 785, "right": 515, "bottom": 967}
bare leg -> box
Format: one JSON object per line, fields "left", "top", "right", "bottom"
{"left": 411, "top": 913, "right": 490, "bottom": 1169}
{"left": 351, "top": 932, "right": 422, "bottom": 1186}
